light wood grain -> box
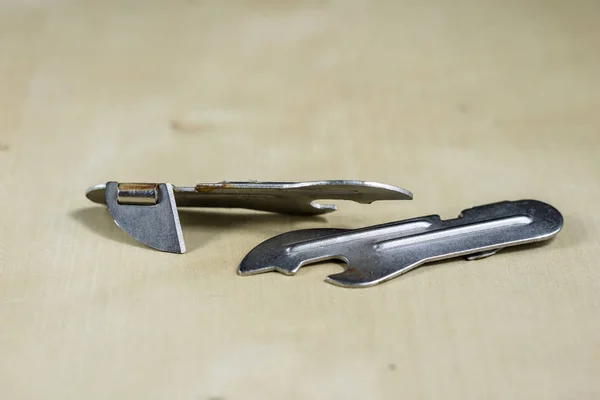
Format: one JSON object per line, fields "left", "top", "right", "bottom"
{"left": 1, "top": 0, "right": 599, "bottom": 399}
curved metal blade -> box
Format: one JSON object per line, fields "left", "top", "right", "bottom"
{"left": 105, "top": 182, "right": 185, "bottom": 253}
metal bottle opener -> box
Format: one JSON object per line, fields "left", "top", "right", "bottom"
{"left": 85, "top": 180, "right": 413, "bottom": 253}
{"left": 239, "top": 200, "right": 563, "bottom": 288}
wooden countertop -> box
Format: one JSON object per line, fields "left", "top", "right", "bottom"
{"left": 1, "top": 0, "right": 599, "bottom": 398}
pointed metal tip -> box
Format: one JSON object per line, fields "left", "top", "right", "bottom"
{"left": 86, "top": 183, "right": 107, "bottom": 204}
{"left": 325, "top": 275, "right": 365, "bottom": 288}
{"left": 237, "top": 264, "right": 275, "bottom": 276}
{"left": 359, "top": 181, "right": 414, "bottom": 201}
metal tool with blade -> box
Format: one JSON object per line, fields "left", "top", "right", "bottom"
{"left": 85, "top": 180, "right": 413, "bottom": 253}
{"left": 238, "top": 200, "right": 564, "bottom": 287}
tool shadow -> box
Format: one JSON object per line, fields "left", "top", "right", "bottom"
{"left": 400, "top": 239, "right": 559, "bottom": 280}
{"left": 70, "top": 207, "right": 326, "bottom": 252}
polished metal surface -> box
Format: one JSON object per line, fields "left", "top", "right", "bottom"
{"left": 87, "top": 180, "right": 412, "bottom": 214}
{"left": 106, "top": 182, "right": 185, "bottom": 253}
{"left": 86, "top": 180, "right": 412, "bottom": 253}
{"left": 239, "top": 200, "right": 564, "bottom": 288}
{"left": 117, "top": 183, "right": 158, "bottom": 205}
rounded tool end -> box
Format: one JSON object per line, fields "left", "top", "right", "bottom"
{"left": 85, "top": 183, "right": 107, "bottom": 204}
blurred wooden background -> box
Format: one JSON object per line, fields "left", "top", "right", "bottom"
{"left": 1, "top": 0, "right": 599, "bottom": 398}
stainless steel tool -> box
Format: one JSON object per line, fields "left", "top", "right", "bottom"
{"left": 85, "top": 180, "right": 413, "bottom": 253}
{"left": 239, "top": 200, "right": 563, "bottom": 288}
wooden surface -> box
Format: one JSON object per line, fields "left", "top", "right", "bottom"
{"left": 1, "top": 1, "right": 599, "bottom": 398}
